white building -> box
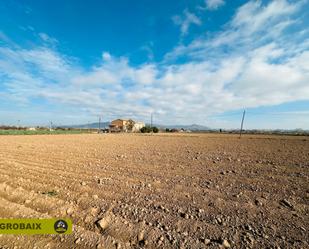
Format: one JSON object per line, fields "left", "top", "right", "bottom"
{"left": 132, "top": 122, "right": 145, "bottom": 132}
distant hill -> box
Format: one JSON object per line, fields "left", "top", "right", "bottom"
{"left": 62, "top": 122, "right": 110, "bottom": 129}
{"left": 62, "top": 122, "right": 210, "bottom": 131}
{"left": 154, "top": 123, "right": 211, "bottom": 131}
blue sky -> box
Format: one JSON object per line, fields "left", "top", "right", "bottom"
{"left": 0, "top": 0, "right": 308, "bottom": 129}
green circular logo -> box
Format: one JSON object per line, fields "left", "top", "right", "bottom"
{"left": 54, "top": 220, "right": 68, "bottom": 234}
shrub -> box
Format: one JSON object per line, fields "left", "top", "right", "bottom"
{"left": 140, "top": 126, "right": 150, "bottom": 133}
{"left": 140, "top": 126, "right": 159, "bottom": 133}
{"left": 152, "top": 127, "right": 159, "bottom": 133}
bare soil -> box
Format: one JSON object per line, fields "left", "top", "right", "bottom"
{"left": 0, "top": 133, "right": 308, "bottom": 249}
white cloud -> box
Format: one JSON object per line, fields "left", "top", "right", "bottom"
{"left": 134, "top": 65, "right": 157, "bottom": 85}
{"left": 166, "top": 0, "right": 306, "bottom": 61}
{"left": 102, "top": 52, "right": 112, "bottom": 61}
{"left": 172, "top": 10, "right": 201, "bottom": 36}
{"left": 205, "top": 0, "right": 225, "bottom": 10}
{"left": 38, "top": 32, "right": 58, "bottom": 44}
{"left": 231, "top": 0, "right": 302, "bottom": 34}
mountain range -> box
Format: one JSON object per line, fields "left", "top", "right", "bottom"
{"left": 62, "top": 122, "right": 210, "bottom": 131}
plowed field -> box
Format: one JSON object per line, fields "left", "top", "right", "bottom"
{"left": 0, "top": 133, "right": 308, "bottom": 248}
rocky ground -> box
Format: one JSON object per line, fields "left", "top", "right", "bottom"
{"left": 0, "top": 133, "right": 308, "bottom": 248}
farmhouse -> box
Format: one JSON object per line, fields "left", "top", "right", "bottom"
{"left": 109, "top": 119, "right": 145, "bottom": 132}
{"left": 109, "top": 119, "right": 129, "bottom": 132}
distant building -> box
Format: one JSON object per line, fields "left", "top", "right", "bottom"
{"left": 109, "top": 119, "right": 145, "bottom": 132}
{"left": 109, "top": 119, "right": 129, "bottom": 132}
{"left": 132, "top": 122, "right": 145, "bottom": 132}
{"left": 27, "top": 127, "right": 36, "bottom": 131}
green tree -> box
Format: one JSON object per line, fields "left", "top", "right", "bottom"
{"left": 152, "top": 127, "right": 159, "bottom": 133}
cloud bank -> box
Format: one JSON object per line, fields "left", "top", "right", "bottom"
{"left": 0, "top": 0, "right": 308, "bottom": 128}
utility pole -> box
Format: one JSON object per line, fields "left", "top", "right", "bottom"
{"left": 98, "top": 116, "right": 101, "bottom": 133}
{"left": 150, "top": 113, "right": 153, "bottom": 128}
{"left": 239, "top": 110, "right": 246, "bottom": 138}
